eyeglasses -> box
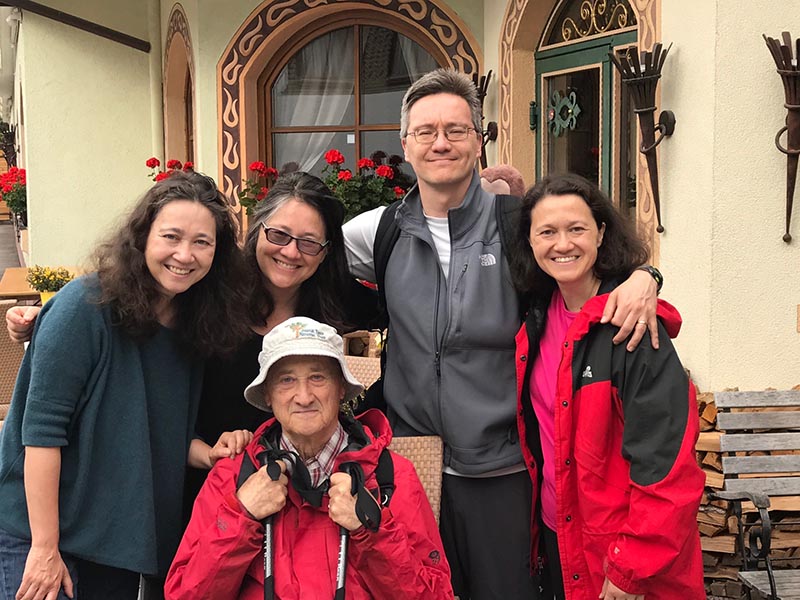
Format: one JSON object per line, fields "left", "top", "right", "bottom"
{"left": 262, "top": 225, "right": 329, "bottom": 256}
{"left": 406, "top": 126, "right": 477, "bottom": 144}
{"left": 269, "top": 372, "right": 336, "bottom": 392}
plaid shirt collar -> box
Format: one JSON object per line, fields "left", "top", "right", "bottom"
{"left": 279, "top": 422, "right": 348, "bottom": 488}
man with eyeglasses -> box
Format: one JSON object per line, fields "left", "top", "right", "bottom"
{"left": 343, "top": 68, "right": 659, "bottom": 600}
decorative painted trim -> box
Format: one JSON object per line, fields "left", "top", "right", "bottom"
{"left": 498, "top": 0, "right": 530, "bottom": 166}
{"left": 165, "top": 4, "right": 193, "bottom": 74}
{"left": 217, "top": 0, "right": 480, "bottom": 215}
{"left": 630, "top": 0, "right": 659, "bottom": 258}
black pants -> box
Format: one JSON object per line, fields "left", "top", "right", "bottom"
{"left": 75, "top": 560, "right": 140, "bottom": 600}
{"left": 541, "top": 525, "right": 565, "bottom": 600}
{"left": 439, "top": 471, "right": 539, "bottom": 600}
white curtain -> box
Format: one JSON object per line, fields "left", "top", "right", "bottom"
{"left": 398, "top": 35, "right": 437, "bottom": 82}
{"left": 272, "top": 30, "right": 354, "bottom": 172}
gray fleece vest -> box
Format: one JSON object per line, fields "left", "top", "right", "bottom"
{"left": 383, "top": 174, "right": 523, "bottom": 475}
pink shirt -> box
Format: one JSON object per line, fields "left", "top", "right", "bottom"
{"left": 529, "top": 289, "right": 577, "bottom": 530}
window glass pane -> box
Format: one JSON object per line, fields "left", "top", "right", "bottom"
{"left": 272, "top": 29, "right": 355, "bottom": 127}
{"left": 545, "top": 68, "right": 600, "bottom": 185}
{"left": 360, "top": 26, "right": 437, "bottom": 125}
{"left": 361, "top": 130, "right": 415, "bottom": 186}
{"left": 272, "top": 131, "right": 355, "bottom": 177}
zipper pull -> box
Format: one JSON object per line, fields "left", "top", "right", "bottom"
{"left": 434, "top": 350, "right": 441, "bottom": 376}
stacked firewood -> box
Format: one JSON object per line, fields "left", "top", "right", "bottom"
{"left": 696, "top": 389, "right": 800, "bottom": 599}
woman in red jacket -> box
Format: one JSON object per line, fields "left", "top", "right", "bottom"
{"left": 510, "top": 174, "right": 705, "bottom": 600}
{"left": 165, "top": 316, "right": 453, "bottom": 600}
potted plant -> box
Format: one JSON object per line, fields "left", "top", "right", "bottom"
{"left": 238, "top": 161, "right": 279, "bottom": 216}
{"left": 0, "top": 166, "right": 27, "bottom": 225}
{"left": 26, "top": 265, "right": 74, "bottom": 304}
{"left": 321, "top": 149, "right": 409, "bottom": 221}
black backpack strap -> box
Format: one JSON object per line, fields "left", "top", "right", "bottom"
{"left": 236, "top": 452, "right": 259, "bottom": 490}
{"left": 374, "top": 447, "right": 395, "bottom": 507}
{"left": 373, "top": 200, "right": 402, "bottom": 324}
{"left": 494, "top": 193, "right": 530, "bottom": 320}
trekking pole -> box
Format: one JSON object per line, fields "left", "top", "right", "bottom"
{"left": 262, "top": 460, "right": 283, "bottom": 600}
{"left": 334, "top": 525, "right": 348, "bottom": 600}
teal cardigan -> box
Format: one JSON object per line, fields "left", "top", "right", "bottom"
{"left": 0, "top": 275, "right": 203, "bottom": 576}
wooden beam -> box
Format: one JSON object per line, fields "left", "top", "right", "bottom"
{"left": 0, "top": 1, "right": 150, "bottom": 53}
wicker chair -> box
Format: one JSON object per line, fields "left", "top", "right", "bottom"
{"left": 388, "top": 435, "right": 444, "bottom": 524}
{"left": 344, "top": 355, "right": 382, "bottom": 389}
{"left": 0, "top": 299, "right": 25, "bottom": 423}
{"left": 343, "top": 357, "right": 444, "bottom": 522}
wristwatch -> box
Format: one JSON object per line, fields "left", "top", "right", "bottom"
{"left": 636, "top": 265, "right": 664, "bottom": 293}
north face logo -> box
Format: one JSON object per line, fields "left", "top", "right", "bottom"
{"left": 479, "top": 253, "right": 496, "bottom": 267}
{"left": 582, "top": 365, "right": 593, "bottom": 378}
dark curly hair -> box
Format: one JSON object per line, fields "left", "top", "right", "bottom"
{"left": 242, "top": 171, "right": 350, "bottom": 331}
{"left": 511, "top": 173, "right": 649, "bottom": 303}
{"left": 91, "top": 170, "right": 250, "bottom": 357}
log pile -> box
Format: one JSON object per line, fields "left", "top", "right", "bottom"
{"left": 696, "top": 389, "right": 800, "bottom": 599}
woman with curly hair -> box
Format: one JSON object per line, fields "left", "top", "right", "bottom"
{"left": 0, "top": 171, "right": 251, "bottom": 600}
{"left": 512, "top": 173, "right": 705, "bottom": 600}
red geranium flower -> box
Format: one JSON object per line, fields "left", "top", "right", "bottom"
{"left": 166, "top": 159, "right": 183, "bottom": 170}
{"left": 375, "top": 165, "right": 394, "bottom": 179}
{"left": 249, "top": 161, "right": 268, "bottom": 176}
{"left": 265, "top": 167, "right": 279, "bottom": 179}
{"left": 183, "top": 161, "right": 194, "bottom": 171}
{"left": 394, "top": 186, "right": 405, "bottom": 197}
{"left": 357, "top": 158, "right": 375, "bottom": 170}
{"left": 145, "top": 157, "right": 160, "bottom": 169}
{"left": 154, "top": 171, "right": 172, "bottom": 182}
{"left": 337, "top": 170, "right": 353, "bottom": 181}
{"left": 325, "top": 149, "right": 345, "bottom": 165}
{"left": 256, "top": 186, "right": 268, "bottom": 201}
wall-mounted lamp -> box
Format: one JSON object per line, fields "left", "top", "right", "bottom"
{"left": 764, "top": 32, "right": 800, "bottom": 243}
{"left": 609, "top": 43, "right": 675, "bottom": 233}
{"left": 473, "top": 70, "right": 498, "bottom": 170}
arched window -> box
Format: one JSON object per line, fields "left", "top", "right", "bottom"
{"left": 258, "top": 23, "right": 440, "bottom": 177}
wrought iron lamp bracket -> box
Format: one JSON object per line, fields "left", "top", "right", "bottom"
{"left": 609, "top": 42, "right": 674, "bottom": 234}
{"left": 640, "top": 110, "right": 676, "bottom": 154}
{"left": 764, "top": 33, "right": 800, "bottom": 242}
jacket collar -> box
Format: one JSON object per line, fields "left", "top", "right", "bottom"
{"left": 397, "top": 171, "right": 489, "bottom": 240}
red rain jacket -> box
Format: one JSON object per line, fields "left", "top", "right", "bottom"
{"left": 515, "top": 292, "right": 705, "bottom": 599}
{"left": 165, "top": 410, "right": 453, "bottom": 600}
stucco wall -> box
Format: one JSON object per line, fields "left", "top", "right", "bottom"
{"left": 661, "top": 0, "right": 800, "bottom": 390}
{"left": 20, "top": 2, "right": 158, "bottom": 266}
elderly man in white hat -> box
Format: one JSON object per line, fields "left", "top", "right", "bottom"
{"left": 165, "top": 317, "right": 453, "bottom": 600}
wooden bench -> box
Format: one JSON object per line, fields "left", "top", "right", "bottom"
{"left": 711, "top": 390, "right": 800, "bottom": 600}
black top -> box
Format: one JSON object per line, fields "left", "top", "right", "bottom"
{"left": 183, "top": 332, "right": 265, "bottom": 522}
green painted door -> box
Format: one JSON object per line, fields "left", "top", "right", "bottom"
{"left": 535, "top": 31, "right": 637, "bottom": 212}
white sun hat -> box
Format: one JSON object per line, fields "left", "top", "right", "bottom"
{"left": 243, "top": 316, "right": 364, "bottom": 412}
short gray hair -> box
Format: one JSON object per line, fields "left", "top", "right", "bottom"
{"left": 399, "top": 68, "right": 482, "bottom": 137}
